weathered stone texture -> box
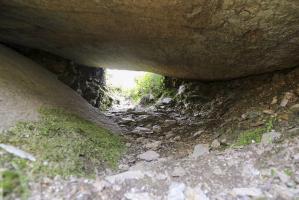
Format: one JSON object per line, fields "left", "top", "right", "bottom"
{"left": 0, "top": 0, "right": 298, "bottom": 80}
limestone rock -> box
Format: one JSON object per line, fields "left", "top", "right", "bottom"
{"left": 132, "top": 127, "right": 152, "bottom": 135}
{"left": 231, "top": 188, "right": 263, "bottom": 198}
{"left": 167, "top": 182, "right": 186, "bottom": 200}
{"left": 152, "top": 125, "right": 162, "bottom": 133}
{"left": 1, "top": 1, "right": 298, "bottom": 80}
{"left": 190, "top": 144, "right": 209, "bottom": 159}
{"left": 144, "top": 141, "right": 162, "bottom": 150}
{"left": 137, "top": 150, "right": 160, "bottom": 161}
{"left": 162, "top": 98, "right": 173, "bottom": 105}
{"left": 290, "top": 104, "right": 299, "bottom": 114}
{"left": 171, "top": 167, "right": 186, "bottom": 177}
{"left": 164, "top": 120, "right": 177, "bottom": 127}
{"left": 210, "top": 139, "right": 221, "bottom": 149}
{"left": 261, "top": 131, "right": 282, "bottom": 145}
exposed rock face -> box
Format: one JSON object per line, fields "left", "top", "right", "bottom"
{"left": 59, "top": 64, "right": 112, "bottom": 109}
{"left": 6, "top": 44, "right": 112, "bottom": 109}
{"left": 0, "top": 44, "right": 119, "bottom": 133}
{"left": 0, "top": 1, "right": 298, "bottom": 80}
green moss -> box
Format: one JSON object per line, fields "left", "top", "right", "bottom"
{"left": 284, "top": 168, "right": 293, "bottom": 177}
{"left": 234, "top": 117, "right": 276, "bottom": 146}
{"left": 0, "top": 159, "right": 29, "bottom": 200}
{"left": 0, "top": 107, "right": 124, "bottom": 178}
{"left": 235, "top": 127, "right": 265, "bottom": 146}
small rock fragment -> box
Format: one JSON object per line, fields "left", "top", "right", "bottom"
{"left": 138, "top": 150, "right": 160, "bottom": 161}
{"left": 261, "top": 131, "right": 282, "bottom": 145}
{"left": 280, "top": 92, "right": 294, "bottom": 107}
{"left": 193, "top": 130, "right": 204, "bottom": 137}
{"left": 185, "top": 185, "right": 209, "bottom": 200}
{"left": 173, "top": 136, "right": 181, "bottom": 141}
{"left": 0, "top": 144, "right": 36, "bottom": 161}
{"left": 167, "top": 182, "right": 186, "bottom": 200}
{"left": 152, "top": 125, "right": 162, "bottom": 133}
{"left": 164, "top": 120, "right": 177, "bottom": 127}
{"left": 120, "top": 117, "right": 135, "bottom": 124}
{"left": 144, "top": 141, "right": 162, "bottom": 150}
{"left": 165, "top": 131, "right": 175, "bottom": 139}
{"left": 132, "top": 126, "right": 152, "bottom": 135}
{"left": 210, "top": 139, "right": 221, "bottom": 149}
{"left": 125, "top": 192, "right": 154, "bottom": 200}
{"left": 263, "top": 109, "right": 274, "bottom": 115}
{"left": 162, "top": 97, "right": 173, "bottom": 104}
{"left": 271, "top": 96, "right": 278, "bottom": 104}
{"left": 290, "top": 104, "right": 299, "bottom": 114}
{"left": 177, "top": 85, "right": 186, "bottom": 96}
{"left": 231, "top": 187, "right": 263, "bottom": 198}
{"left": 105, "top": 170, "right": 145, "bottom": 184}
{"left": 190, "top": 144, "right": 209, "bottom": 159}
{"left": 171, "top": 167, "right": 186, "bottom": 177}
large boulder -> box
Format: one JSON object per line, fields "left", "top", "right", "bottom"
{"left": 0, "top": 0, "right": 298, "bottom": 80}
{"left": 0, "top": 44, "right": 119, "bottom": 133}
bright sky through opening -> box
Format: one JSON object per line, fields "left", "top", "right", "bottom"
{"left": 106, "top": 69, "right": 146, "bottom": 89}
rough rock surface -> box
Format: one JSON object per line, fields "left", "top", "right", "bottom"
{"left": 1, "top": 1, "right": 299, "bottom": 80}
{"left": 28, "top": 136, "right": 299, "bottom": 200}
{"left": 0, "top": 44, "right": 119, "bottom": 133}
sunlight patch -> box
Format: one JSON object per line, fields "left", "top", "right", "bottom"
{"left": 106, "top": 69, "right": 145, "bottom": 90}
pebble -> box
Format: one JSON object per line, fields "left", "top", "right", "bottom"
{"left": 210, "top": 139, "right": 221, "bottom": 149}
{"left": 173, "top": 136, "right": 181, "bottom": 141}
{"left": 124, "top": 192, "right": 154, "bottom": 200}
{"left": 105, "top": 170, "right": 145, "bottom": 184}
{"left": 231, "top": 187, "right": 263, "bottom": 197}
{"left": 144, "top": 141, "right": 162, "bottom": 150}
{"left": 290, "top": 104, "right": 299, "bottom": 114}
{"left": 261, "top": 131, "right": 282, "bottom": 145}
{"left": 132, "top": 127, "right": 152, "bottom": 135}
{"left": 185, "top": 185, "right": 209, "bottom": 200}
{"left": 162, "top": 97, "right": 173, "bottom": 104}
{"left": 152, "top": 125, "right": 162, "bottom": 133}
{"left": 177, "top": 85, "right": 186, "bottom": 96}
{"left": 171, "top": 167, "right": 186, "bottom": 177}
{"left": 137, "top": 150, "right": 160, "bottom": 161}
{"left": 165, "top": 131, "right": 175, "bottom": 139}
{"left": 164, "top": 120, "right": 177, "bottom": 127}
{"left": 193, "top": 130, "right": 204, "bottom": 137}
{"left": 167, "top": 182, "right": 185, "bottom": 200}
{"left": 280, "top": 92, "right": 294, "bottom": 107}
{"left": 190, "top": 144, "right": 209, "bottom": 159}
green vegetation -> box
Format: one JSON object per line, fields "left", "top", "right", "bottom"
{"left": 0, "top": 160, "right": 29, "bottom": 200}
{"left": 284, "top": 168, "right": 293, "bottom": 177}
{"left": 235, "top": 117, "right": 276, "bottom": 146}
{"left": 0, "top": 107, "right": 124, "bottom": 199}
{"left": 235, "top": 127, "right": 265, "bottom": 146}
{"left": 129, "top": 73, "right": 165, "bottom": 102}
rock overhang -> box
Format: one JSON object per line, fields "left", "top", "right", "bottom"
{"left": 0, "top": 0, "right": 298, "bottom": 80}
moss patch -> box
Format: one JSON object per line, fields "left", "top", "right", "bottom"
{"left": 0, "top": 107, "right": 124, "bottom": 198}
{"left": 235, "top": 127, "right": 265, "bottom": 146}
{"left": 234, "top": 117, "right": 276, "bottom": 146}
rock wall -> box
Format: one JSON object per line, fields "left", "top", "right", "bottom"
{"left": 59, "top": 64, "right": 112, "bottom": 109}
{"left": 0, "top": 44, "right": 119, "bottom": 132}
{"left": 4, "top": 44, "right": 112, "bottom": 109}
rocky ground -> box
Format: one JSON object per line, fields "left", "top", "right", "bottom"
{"left": 29, "top": 135, "right": 299, "bottom": 200}
{"left": 1, "top": 44, "right": 299, "bottom": 200}
{"left": 25, "top": 67, "right": 299, "bottom": 200}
